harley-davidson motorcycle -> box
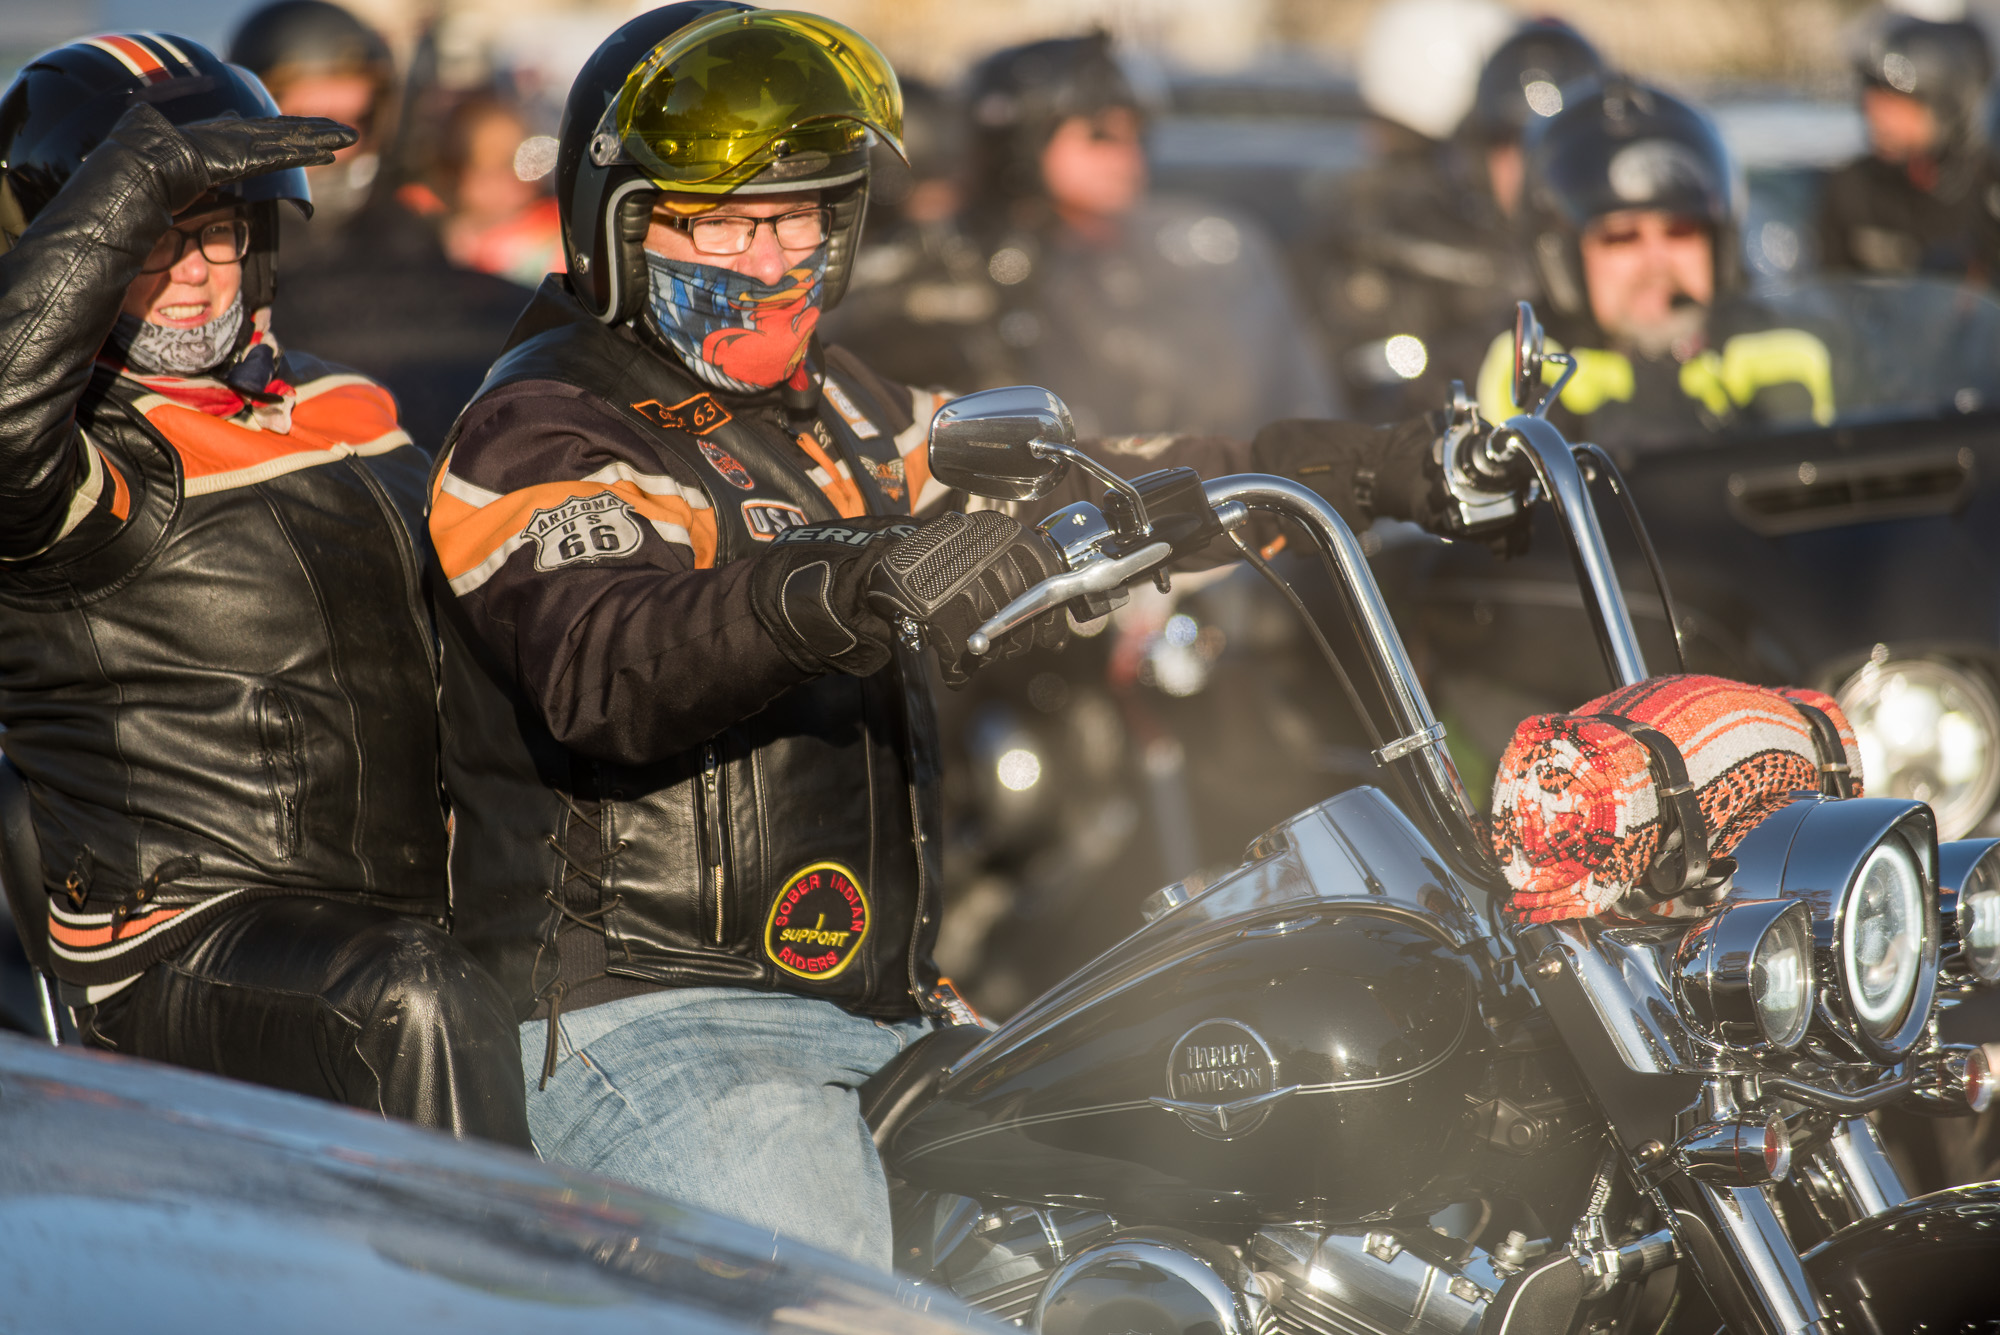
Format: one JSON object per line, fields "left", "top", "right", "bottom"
{"left": 856, "top": 306, "right": 2000, "bottom": 1335}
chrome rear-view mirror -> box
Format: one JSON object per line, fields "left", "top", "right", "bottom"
{"left": 927, "top": 386, "right": 1077, "bottom": 502}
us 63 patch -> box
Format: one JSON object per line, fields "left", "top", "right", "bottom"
{"left": 764, "top": 861, "right": 870, "bottom": 980}
{"left": 526, "top": 493, "right": 643, "bottom": 571}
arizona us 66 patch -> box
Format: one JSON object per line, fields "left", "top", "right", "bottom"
{"left": 526, "top": 493, "right": 643, "bottom": 571}
{"left": 764, "top": 861, "right": 870, "bottom": 980}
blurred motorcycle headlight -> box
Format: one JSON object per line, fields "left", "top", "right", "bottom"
{"left": 1837, "top": 657, "right": 2000, "bottom": 840}
{"left": 1938, "top": 839, "right": 2000, "bottom": 985}
{"left": 1675, "top": 898, "right": 1815, "bottom": 1051}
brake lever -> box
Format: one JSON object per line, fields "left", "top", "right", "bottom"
{"left": 964, "top": 540, "right": 1175, "bottom": 656}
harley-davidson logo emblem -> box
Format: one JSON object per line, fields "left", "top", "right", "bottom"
{"left": 1156, "top": 1018, "right": 1285, "bottom": 1140}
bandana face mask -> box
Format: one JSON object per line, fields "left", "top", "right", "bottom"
{"left": 111, "top": 292, "right": 246, "bottom": 377}
{"left": 643, "top": 244, "right": 828, "bottom": 393}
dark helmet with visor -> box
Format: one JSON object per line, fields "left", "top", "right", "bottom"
{"left": 0, "top": 33, "right": 310, "bottom": 310}
{"left": 1857, "top": 14, "right": 1993, "bottom": 181}
{"left": 1462, "top": 19, "right": 1605, "bottom": 146}
{"left": 557, "top": 2, "right": 904, "bottom": 324}
{"left": 1520, "top": 76, "right": 1743, "bottom": 319}
{"left": 962, "top": 32, "right": 1140, "bottom": 216}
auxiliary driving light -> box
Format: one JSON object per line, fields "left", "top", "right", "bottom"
{"left": 1674, "top": 898, "right": 1815, "bottom": 1052}
{"left": 1837, "top": 656, "right": 2000, "bottom": 840}
{"left": 1938, "top": 839, "right": 2000, "bottom": 985}
{"left": 1678, "top": 1111, "right": 1792, "bottom": 1185}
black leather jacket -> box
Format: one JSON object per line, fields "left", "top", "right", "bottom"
{"left": 0, "top": 108, "right": 447, "bottom": 990}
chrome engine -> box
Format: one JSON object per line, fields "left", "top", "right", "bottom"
{"left": 899, "top": 1195, "right": 1522, "bottom": 1335}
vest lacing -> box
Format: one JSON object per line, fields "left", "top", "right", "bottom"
{"left": 533, "top": 792, "right": 627, "bottom": 1087}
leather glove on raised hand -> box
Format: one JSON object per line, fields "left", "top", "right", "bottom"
{"left": 869, "top": 510, "right": 1069, "bottom": 686}
{"left": 118, "top": 102, "right": 357, "bottom": 214}
{"left": 748, "top": 516, "right": 919, "bottom": 677}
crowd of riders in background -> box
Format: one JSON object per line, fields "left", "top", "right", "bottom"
{"left": 102, "top": 0, "right": 2000, "bottom": 463}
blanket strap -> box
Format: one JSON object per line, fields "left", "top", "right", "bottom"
{"left": 1586, "top": 712, "right": 1713, "bottom": 902}
{"left": 1788, "top": 699, "right": 1857, "bottom": 799}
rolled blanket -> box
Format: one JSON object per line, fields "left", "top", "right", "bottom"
{"left": 1490, "top": 675, "right": 1863, "bottom": 923}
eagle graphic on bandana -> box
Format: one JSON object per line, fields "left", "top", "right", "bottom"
{"left": 644, "top": 247, "right": 827, "bottom": 395}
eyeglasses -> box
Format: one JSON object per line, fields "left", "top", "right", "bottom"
{"left": 655, "top": 205, "right": 830, "bottom": 256}
{"left": 140, "top": 218, "right": 251, "bottom": 274}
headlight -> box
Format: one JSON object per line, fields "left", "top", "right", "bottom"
{"left": 1842, "top": 838, "right": 1926, "bottom": 1037}
{"left": 1938, "top": 839, "right": 2000, "bottom": 985}
{"left": 1675, "top": 898, "right": 1816, "bottom": 1051}
{"left": 1837, "top": 656, "right": 2000, "bottom": 840}
{"left": 1743, "top": 797, "right": 1941, "bottom": 1063}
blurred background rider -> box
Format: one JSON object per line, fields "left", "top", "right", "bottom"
{"left": 228, "top": 0, "right": 531, "bottom": 452}
{"left": 1817, "top": 10, "right": 1998, "bottom": 285}
{"left": 831, "top": 31, "right": 1336, "bottom": 439}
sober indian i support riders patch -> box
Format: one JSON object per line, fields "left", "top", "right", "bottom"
{"left": 764, "top": 861, "right": 870, "bottom": 980}
{"left": 526, "top": 493, "right": 643, "bottom": 571}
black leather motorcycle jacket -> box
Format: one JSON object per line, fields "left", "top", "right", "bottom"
{"left": 0, "top": 110, "right": 448, "bottom": 995}
{"left": 430, "top": 278, "right": 1259, "bottom": 1027}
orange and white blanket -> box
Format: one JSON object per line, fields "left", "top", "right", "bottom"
{"left": 1490, "top": 675, "right": 1863, "bottom": 923}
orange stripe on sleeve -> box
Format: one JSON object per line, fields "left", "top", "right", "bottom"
{"left": 792, "top": 432, "right": 868, "bottom": 518}
{"left": 431, "top": 479, "right": 718, "bottom": 588}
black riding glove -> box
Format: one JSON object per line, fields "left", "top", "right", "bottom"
{"left": 1249, "top": 414, "right": 1531, "bottom": 557}
{"left": 122, "top": 103, "right": 356, "bottom": 213}
{"left": 748, "top": 516, "right": 919, "bottom": 677}
{"left": 870, "top": 510, "right": 1069, "bottom": 686}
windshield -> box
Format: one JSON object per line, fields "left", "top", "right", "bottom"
{"left": 1741, "top": 275, "right": 2000, "bottom": 428}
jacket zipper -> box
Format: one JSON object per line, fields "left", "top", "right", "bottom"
{"left": 701, "top": 742, "right": 726, "bottom": 943}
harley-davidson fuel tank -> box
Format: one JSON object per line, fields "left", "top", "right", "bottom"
{"left": 884, "top": 788, "right": 1499, "bottom": 1225}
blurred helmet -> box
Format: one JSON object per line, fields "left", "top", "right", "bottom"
{"left": 0, "top": 33, "right": 308, "bottom": 309}
{"left": 227, "top": 1, "right": 396, "bottom": 133}
{"left": 962, "top": 32, "right": 1139, "bottom": 214}
{"left": 557, "top": 2, "right": 903, "bottom": 324}
{"left": 1462, "top": 19, "right": 1606, "bottom": 146}
{"left": 1856, "top": 14, "right": 1993, "bottom": 171}
{"left": 1520, "top": 76, "right": 1744, "bottom": 318}
{"left": 1358, "top": 0, "right": 1515, "bottom": 142}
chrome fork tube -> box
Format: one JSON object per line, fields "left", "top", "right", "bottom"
{"left": 1823, "top": 1116, "right": 1909, "bottom": 1218}
{"left": 1697, "top": 1184, "right": 1830, "bottom": 1335}
{"left": 1198, "top": 475, "right": 1486, "bottom": 867}
{"left": 1493, "top": 417, "right": 1649, "bottom": 688}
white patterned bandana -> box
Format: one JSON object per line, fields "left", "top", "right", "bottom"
{"left": 111, "top": 292, "right": 246, "bottom": 377}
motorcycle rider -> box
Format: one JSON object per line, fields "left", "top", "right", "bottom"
{"left": 833, "top": 31, "right": 1336, "bottom": 437}
{"left": 0, "top": 36, "right": 530, "bottom": 1146}
{"left": 1476, "top": 77, "right": 1837, "bottom": 447}
{"left": 428, "top": 1, "right": 1501, "bottom": 1269}
{"left": 1816, "top": 12, "right": 1998, "bottom": 284}
{"left": 229, "top": 0, "right": 532, "bottom": 451}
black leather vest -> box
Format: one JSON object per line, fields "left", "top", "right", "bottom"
{"left": 435, "top": 291, "right": 943, "bottom": 1020}
{"left": 0, "top": 360, "right": 449, "bottom": 986}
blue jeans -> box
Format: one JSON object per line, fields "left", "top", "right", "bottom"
{"left": 520, "top": 988, "right": 928, "bottom": 1270}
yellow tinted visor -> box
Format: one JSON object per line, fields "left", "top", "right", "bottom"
{"left": 611, "top": 10, "right": 904, "bottom": 194}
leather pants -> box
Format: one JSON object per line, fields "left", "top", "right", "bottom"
{"left": 84, "top": 895, "right": 532, "bottom": 1150}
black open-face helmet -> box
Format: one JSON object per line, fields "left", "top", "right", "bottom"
{"left": 1857, "top": 14, "right": 1993, "bottom": 181}
{"left": 1520, "top": 76, "right": 1742, "bottom": 319}
{"left": 558, "top": 3, "right": 904, "bottom": 325}
{"left": 961, "top": 32, "right": 1140, "bottom": 217}
{"left": 0, "top": 34, "right": 309, "bottom": 311}
{"left": 1462, "top": 18, "right": 1605, "bottom": 147}
{"left": 227, "top": 0, "right": 395, "bottom": 130}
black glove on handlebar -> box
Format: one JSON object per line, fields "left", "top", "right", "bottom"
{"left": 870, "top": 509, "right": 1069, "bottom": 686}
{"left": 749, "top": 517, "right": 918, "bottom": 677}
{"left": 1249, "top": 414, "right": 1530, "bottom": 558}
